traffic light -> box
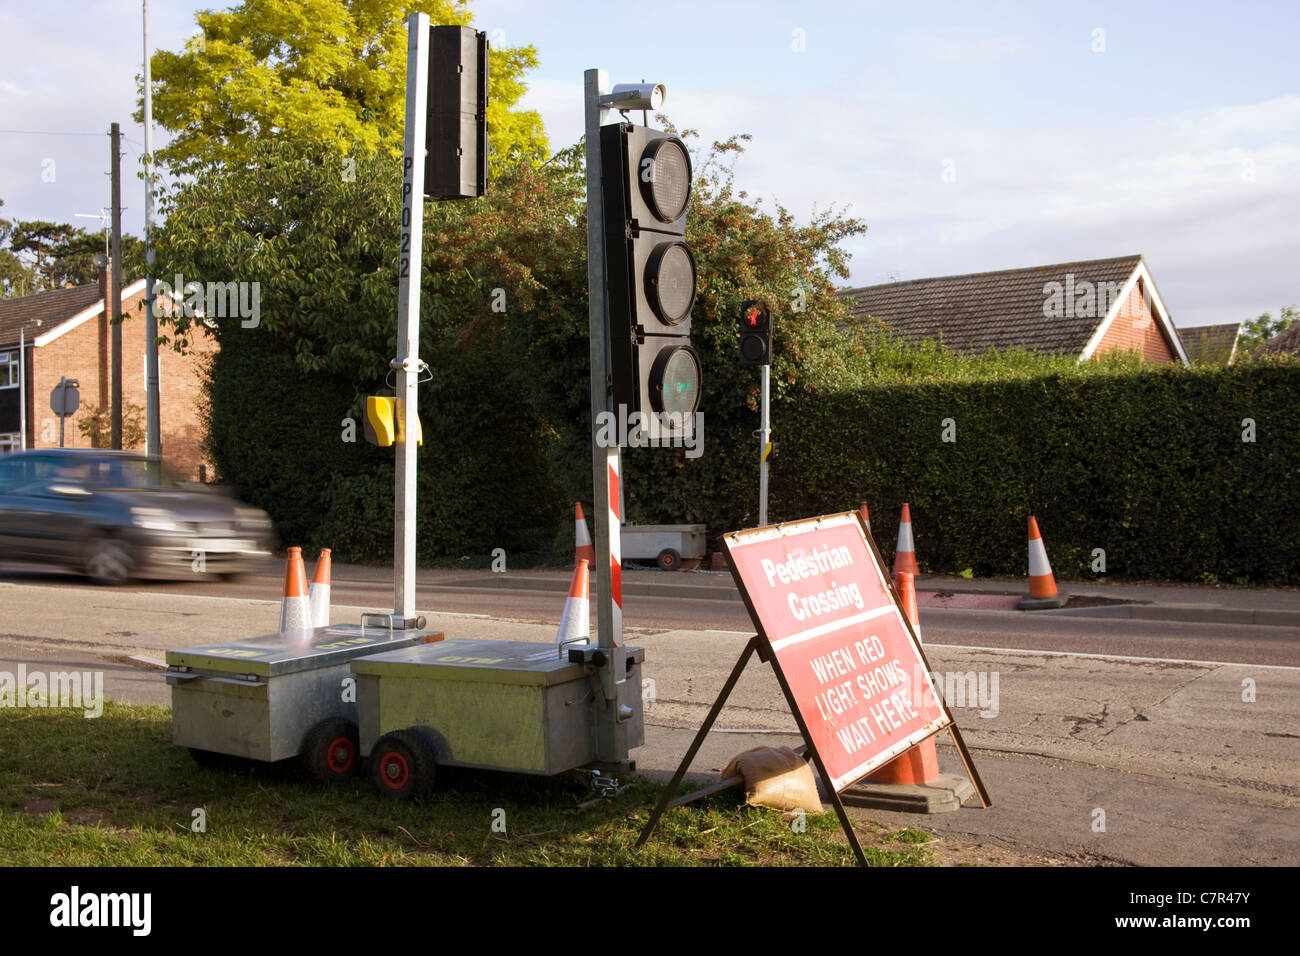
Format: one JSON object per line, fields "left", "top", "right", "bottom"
{"left": 739, "top": 300, "right": 772, "bottom": 365}
{"left": 601, "top": 121, "right": 700, "bottom": 437}
{"left": 424, "top": 25, "right": 488, "bottom": 200}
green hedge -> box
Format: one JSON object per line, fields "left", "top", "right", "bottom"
{"left": 769, "top": 362, "right": 1300, "bottom": 585}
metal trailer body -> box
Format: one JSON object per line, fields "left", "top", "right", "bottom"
{"left": 620, "top": 524, "right": 707, "bottom": 569}
{"left": 165, "top": 624, "right": 434, "bottom": 762}
{"left": 351, "top": 638, "right": 645, "bottom": 775}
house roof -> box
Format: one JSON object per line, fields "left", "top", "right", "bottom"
{"left": 0, "top": 279, "right": 148, "bottom": 350}
{"left": 0, "top": 284, "right": 103, "bottom": 349}
{"left": 1178, "top": 322, "right": 1241, "bottom": 365}
{"left": 1257, "top": 323, "right": 1300, "bottom": 357}
{"left": 839, "top": 254, "right": 1147, "bottom": 356}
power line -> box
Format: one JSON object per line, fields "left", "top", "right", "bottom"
{"left": 0, "top": 128, "right": 107, "bottom": 137}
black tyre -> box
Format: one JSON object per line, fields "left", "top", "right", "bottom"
{"left": 85, "top": 535, "right": 134, "bottom": 585}
{"left": 368, "top": 729, "right": 436, "bottom": 799}
{"left": 657, "top": 548, "right": 681, "bottom": 571}
{"left": 300, "top": 719, "right": 360, "bottom": 783}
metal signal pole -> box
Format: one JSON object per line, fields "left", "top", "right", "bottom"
{"left": 109, "top": 122, "right": 123, "bottom": 449}
{"left": 142, "top": 0, "right": 161, "bottom": 460}
{"left": 392, "top": 12, "right": 429, "bottom": 628}
{"left": 758, "top": 362, "right": 770, "bottom": 526}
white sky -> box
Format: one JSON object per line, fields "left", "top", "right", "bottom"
{"left": 2, "top": 0, "right": 1297, "bottom": 328}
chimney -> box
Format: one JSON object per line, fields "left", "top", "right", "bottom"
{"left": 97, "top": 259, "right": 110, "bottom": 406}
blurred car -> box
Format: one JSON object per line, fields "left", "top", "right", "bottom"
{"left": 0, "top": 449, "right": 275, "bottom": 585}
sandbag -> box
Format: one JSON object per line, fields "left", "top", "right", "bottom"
{"left": 720, "top": 745, "right": 823, "bottom": 813}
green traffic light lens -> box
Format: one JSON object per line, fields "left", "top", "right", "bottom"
{"left": 650, "top": 345, "right": 701, "bottom": 416}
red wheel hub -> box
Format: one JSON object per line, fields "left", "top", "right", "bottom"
{"left": 380, "top": 751, "right": 410, "bottom": 789}
{"left": 326, "top": 736, "right": 355, "bottom": 774}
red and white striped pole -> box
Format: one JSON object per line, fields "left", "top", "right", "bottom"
{"left": 607, "top": 457, "right": 622, "bottom": 647}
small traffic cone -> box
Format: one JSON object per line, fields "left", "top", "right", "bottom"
{"left": 840, "top": 570, "right": 974, "bottom": 813}
{"left": 308, "top": 549, "right": 332, "bottom": 628}
{"left": 858, "top": 501, "right": 871, "bottom": 534}
{"left": 574, "top": 503, "right": 595, "bottom": 566}
{"left": 555, "top": 559, "right": 591, "bottom": 647}
{"left": 279, "top": 547, "right": 312, "bottom": 637}
{"left": 1018, "top": 516, "right": 1068, "bottom": 609}
{"left": 868, "top": 572, "right": 938, "bottom": 785}
{"left": 893, "top": 502, "right": 919, "bottom": 579}
{"left": 896, "top": 568, "right": 921, "bottom": 641}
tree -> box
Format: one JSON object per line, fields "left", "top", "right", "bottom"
{"left": 150, "top": 128, "right": 869, "bottom": 555}
{"left": 142, "top": 0, "right": 547, "bottom": 178}
{"left": 0, "top": 200, "right": 32, "bottom": 297}
{"left": 0, "top": 206, "right": 147, "bottom": 296}
{"left": 76, "top": 401, "right": 148, "bottom": 450}
{"left": 1238, "top": 305, "right": 1299, "bottom": 354}
{"left": 6, "top": 220, "right": 81, "bottom": 291}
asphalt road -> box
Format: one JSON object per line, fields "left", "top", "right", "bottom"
{"left": 3, "top": 562, "right": 1295, "bottom": 667}
{"left": 1, "top": 563, "right": 1297, "bottom": 866}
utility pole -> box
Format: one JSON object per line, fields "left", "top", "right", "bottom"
{"left": 109, "top": 122, "right": 123, "bottom": 449}
{"left": 142, "top": 0, "right": 161, "bottom": 460}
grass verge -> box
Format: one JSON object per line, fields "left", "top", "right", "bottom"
{"left": 0, "top": 701, "right": 935, "bottom": 866}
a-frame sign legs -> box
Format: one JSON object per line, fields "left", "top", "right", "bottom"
{"left": 635, "top": 636, "right": 870, "bottom": 867}
{"left": 635, "top": 637, "right": 759, "bottom": 850}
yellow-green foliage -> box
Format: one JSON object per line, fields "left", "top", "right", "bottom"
{"left": 143, "top": 0, "right": 548, "bottom": 177}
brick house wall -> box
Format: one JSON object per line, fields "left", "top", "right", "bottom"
{"left": 1092, "top": 278, "right": 1176, "bottom": 363}
{"left": 28, "top": 280, "right": 216, "bottom": 481}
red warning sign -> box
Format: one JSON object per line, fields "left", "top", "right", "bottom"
{"left": 724, "top": 512, "right": 949, "bottom": 791}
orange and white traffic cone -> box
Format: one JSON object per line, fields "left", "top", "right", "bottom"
{"left": 840, "top": 570, "right": 974, "bottom": 812}
{"left": 858, "top": 501, "right": 871, "bottom": 535}
{"left": 1018, "top": 516, "right": 1068, "bottom": 609}
{"left": 555, "top": 558, "right": 590, "bottom": 647}
{"left": 574, "top": 503, "right": 595, "bottom": 566}
{"left": 893, "top": 502, "right": 919, "bottom": 579}
{"left": 308, "top": 548, "right": 332, "bottom": 628}
{"left": 867, "top": 572, "right": 940, "bottom": 785}
{"left": 280, "top": 547, "right": 312, "bottom": 637}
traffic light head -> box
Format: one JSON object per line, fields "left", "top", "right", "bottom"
{"left": 739, "top": 300, "right": 773, "bottom": 365}
{"left": 601, "top": 121, "right": 700, "bottom": 438}
{"left": 424, "top": 25, "right": 488, "bottom": 200}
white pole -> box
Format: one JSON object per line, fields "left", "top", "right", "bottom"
{"left": 19, "top": 325, "right": 27, "bottom": 450}
{"left": 142, "top": 0, "right": 161, "bottom": 459}
{"left": 758, "top": 362, "right": 770, "bottom": 526}
{"left": 393, "top": 12, "right": 429, "bottom": 627}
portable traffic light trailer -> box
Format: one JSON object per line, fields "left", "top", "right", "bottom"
{"left": 164, "top": 20, "right": 664, "bottom": 797}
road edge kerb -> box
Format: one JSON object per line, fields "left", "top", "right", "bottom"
{"left": 429, "top": 573, "right": 1300, "bottom": 627}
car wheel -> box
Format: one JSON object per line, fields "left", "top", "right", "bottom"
{"left": 85, "top": 536, "right": 133, "bottom": 586}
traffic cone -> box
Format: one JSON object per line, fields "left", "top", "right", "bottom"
{"left": 555, "top": 558, "right": 590, "bottom": 647}
{"left": 279, "top": 547, "right": 312, "bottom": 637}
{"left": 896, "top": 568, "right": 921, "bottom": 641}
{"left": 840, "top": 570, "right": 974, "bottom": 813}
{"left": 893, "top": 502, "right": 919, "bottom": 579}
{"left": 868, "top": 572, "right": 938, "bottom": 784}
{"left": 858, "top": 501, "right": 871, "bottom": 534}
{"left": 308, "top": 548, "right": 332, "bottom": 628}
{"left": 574, "top": 503, "right": 595, "bottom": 566}
{"left": 1018, "top": 516, "right": 1068, "bottom": 609}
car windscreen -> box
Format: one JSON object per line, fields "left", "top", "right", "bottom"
{"left": 83, "top": 458, "right": 179, "bottom": 490}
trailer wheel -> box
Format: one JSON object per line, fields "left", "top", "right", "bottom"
{"left": 301, "top": 719, "right": 360, "bottom": 783}
{"left": 657, "top": 548, "right": 681, "bottom": 571}
{"left": 369, "top": 730, "right": 436, "bottom": 799}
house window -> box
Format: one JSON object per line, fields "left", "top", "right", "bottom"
{"left": 0, "top": 350, "right": 17, "bottom": 389}
{"left": 0, "top": 433, "right": 20, "bottom": 454}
